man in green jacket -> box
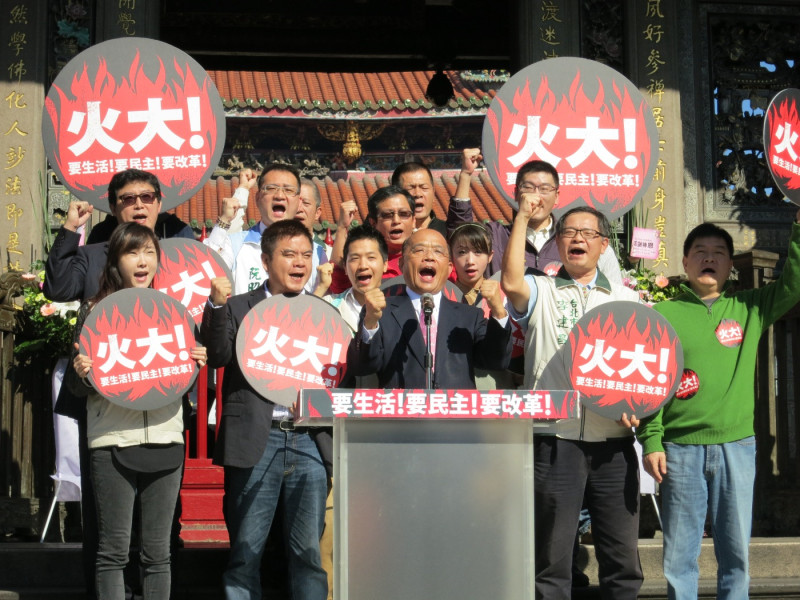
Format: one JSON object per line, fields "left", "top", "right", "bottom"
{"left": 637, "top": 209, "right": 800, "bottom": 600}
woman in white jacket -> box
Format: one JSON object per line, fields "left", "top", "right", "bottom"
{"left": 69, "top": 222, "right": 206, "bottom": 600}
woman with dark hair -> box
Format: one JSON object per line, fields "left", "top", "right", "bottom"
{"left": 448, "top": 222, "right": 515, "bottom": 388}
{"left": 69, "top": 222, "right": 206, "bottom": 600}
{"left": 448, "top": 222, "right": 495, "bottom": 305}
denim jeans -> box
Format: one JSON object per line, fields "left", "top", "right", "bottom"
{"left": 534, "top": 436, "right": 642, "bottom": 600}
{"left": 91, "top": 447, "right": 183, "bottom": 600}
{"left": 223, "top": 427, "right": 328, "bottom": 600}
{"left": 661, "top": 437, "right": 756, "bottom": 600}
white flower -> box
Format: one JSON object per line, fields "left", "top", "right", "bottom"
{"left": 54, "top": 301, "right": 80, "bottom": 317}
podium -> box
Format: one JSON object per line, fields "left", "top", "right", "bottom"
{"left": 298, "top": 389, "right": 578, "bottom": 600}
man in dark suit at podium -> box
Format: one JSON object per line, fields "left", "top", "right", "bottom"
{"left": 347, "top": 228, "right": 512, "bottom": 388}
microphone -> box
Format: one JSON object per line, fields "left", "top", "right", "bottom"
{"left": 421, "top": 293, "right": 435, "bottom": 323}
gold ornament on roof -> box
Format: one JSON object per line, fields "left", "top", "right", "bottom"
{"left": 317, "top": 122, "right": 386, "bottom": 164}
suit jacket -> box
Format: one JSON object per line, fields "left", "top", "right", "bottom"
{"left": 45, "top": 217, "right": 195, "bottom": 303}
{"left": 87, "top": 213, "right": 195, "bottom": 244}
{"left": 44, "top": 229, "right": 110, "bottom": 303}
{"left": 202, "top": 289, "right": 331, "bottom": 473}
{"left": 347, "top": 294, "right": 512, "bottom": 389}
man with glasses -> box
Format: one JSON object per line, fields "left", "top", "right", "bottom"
{"left": 450, "top": 152, "right": 622, "bottom": 283}
{"left": 206, "top": 164, "right": 328, "bottom": 294}
{"left": 502, "top": 204, "right": 643, "bottom": 600}
{"left": 324, "top": 186, "right": 417, "bottom": 294}
{"left": 45, "top": 168, "right": 192, "bottom": 302}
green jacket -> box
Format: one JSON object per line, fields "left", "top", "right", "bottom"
{"left": 637, "top": 223, "right": 800, "bottom": 454}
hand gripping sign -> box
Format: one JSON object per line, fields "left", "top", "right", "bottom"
{"left": 42, "top": 37, "right": 226, "bottom": 211}
{"left": 536, "top": 302, "right": 683, "bottom": 420}
{"left": 79, "top": 288, "right": 200, "bottom": 410}
{"left": 482, "top": 57, "right": 659, "bottom": 220}
{"left": 236, "top": 294, "right": 353, "bottom": 407}
{"left": 153, "top": 239, "right": 232, "bottom": 326}
{"left": 764, "top": 88, "right": 800, "bottom": 205}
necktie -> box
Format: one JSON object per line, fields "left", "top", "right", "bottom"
{"left": 420, "top": 306, "right": 437, "bottom": 366}
{"left": 463, "top": 288, "right": 479, "bottom": 306}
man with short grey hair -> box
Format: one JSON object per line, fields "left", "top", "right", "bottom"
{"left": 502, "top": 202, "right": 642, "bottom": 599}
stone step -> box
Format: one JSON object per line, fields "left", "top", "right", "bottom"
{"left": 0, "top": 543, "right": 229, "bottom": 600}
{"left": 4, "top": 580, "right": 800, "bottom": 600}
{"left": 572, "top": 578, "right": 800, "bottom": 600}
{"left": 2, "top": 538, "right": 799, "bottom": 599}
{"left": 574, "top": 536, "right": 800, "bottom": 597}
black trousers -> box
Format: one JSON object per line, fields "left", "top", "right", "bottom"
{"left": 534, "top": 436, "right": 643, "bottom": 600}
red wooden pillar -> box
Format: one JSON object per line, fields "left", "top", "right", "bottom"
{"left": 180, "top": 366, "right": 228, "bottom": 543}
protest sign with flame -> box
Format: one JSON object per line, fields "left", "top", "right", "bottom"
{"left": 236, "top": 294, "right": 352, "bottom": 407}
{"left": 482, "top": 57, "right": 658, "bottom": 220}
{"left": 154, "top": 239, "right": 232, "bottom": 325}
{"left": 537, "top": 302, "right": 683, "bottom": 419}
{"left": 764, "top": 88, "right": 800, "bottom": 205}
{"left": 42, "top": 37, "right": 225, "bottom": 211}
{"left": 79, "top": 288, "right": 199, "bottom": 410}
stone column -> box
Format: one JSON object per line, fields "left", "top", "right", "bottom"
{"left": 512, "top": 0, "right": 582, "bottom": 72}
{"left": 625, "top": 0, "right": 685, "bottom": 277}
{"left": 1, "top": 0, "right": 48, "bottom": 271}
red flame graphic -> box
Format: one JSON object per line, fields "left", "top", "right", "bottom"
{"left": 442, "top": 285, "right": 460, "bottom": 302}
{"left": 241, "top": 302, "right": 352, "bottom": 392}
{"left": 489, "top": 71, "right": 652, "bottom": 215}
{"left": 45, "top": 51, "right": 218, "bottom": 200}
{"left": 568, "top": 312, "right": 680, "bottom": 413}
{"left": 154, "top": 242, "right": 225, "bottom": 322}
{"left": 767, "top": 96, "right": 800, "bottom": 190}
{"left": 159, "top": 242, "right": 223, "bottom": 281}
{"left": 80, "top": 296, "right": 196, "bottom": 402}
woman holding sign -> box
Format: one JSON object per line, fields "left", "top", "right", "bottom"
{"left": 68, "top": 223, "right": 206, "bottom": 600}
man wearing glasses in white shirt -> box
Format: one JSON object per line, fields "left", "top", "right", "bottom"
{"left": 205, "top": 163, "right": 328, "bottom": 294}
{"left": 449, "top": 153, "right": 623, "bottom": 284}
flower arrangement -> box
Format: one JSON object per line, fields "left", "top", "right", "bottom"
{"left": 14, "top": 266, "right": 80, "bottom": 364}
{"left": 622, "top": 266, "right": 683, "bottom": 305}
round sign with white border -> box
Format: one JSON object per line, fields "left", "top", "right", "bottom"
{"left": 764, "top": 88, "right": 800, "bottom": 205}
{"left": 482, "top": 57, "right": 658, "bottom": 220}
{"left": 153, "top": 239, "right": 232, "bottom": 326}
{"left": 79, "top": 288, "right": 199, "bottom": 410}
{"left": 42, "top": 37, "right": 225, "bottom": 211}
{"left": 236, "top": 294, "right": 352, "bottom": 407}
{"left": 537, "top": 302, "right": 683, "bottom": 419}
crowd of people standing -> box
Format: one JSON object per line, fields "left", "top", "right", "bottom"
{"left": 44, "top": 146, "right": 800, "bottom": 599}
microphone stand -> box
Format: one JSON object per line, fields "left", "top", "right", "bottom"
{"left": 423, "top": 309, "right": 433, "bottom": 388}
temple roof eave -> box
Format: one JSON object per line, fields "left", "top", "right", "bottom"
{"left": 221, "top": 106, "right": 490, "bottom": 119}
{"left": 211, "top": 69, "right": 502, "bottom": 118}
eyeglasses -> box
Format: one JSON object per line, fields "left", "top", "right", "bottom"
{"left": 377, "top": 209, "right": 414, "bottom": 221}
{"left": 260, "top": 184, "right": 298, "bottom": 196}
{"left": 408, "top": 243, "right": 448, "bottom": 259}
{"left": 518, "top": 183, "right": 557, "bottom": 194}
{"left": 117, "top": 192, "right": 158, "bottom": 207}
{"left": 559, "top": 227, "right": 604, "bottom": 240}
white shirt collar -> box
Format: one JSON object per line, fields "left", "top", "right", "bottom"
{"left": 526, "top": 216, "right": 553, "bottom": 251}
{"left": 405, "top": 288, "right": 443, "bottom": 322}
